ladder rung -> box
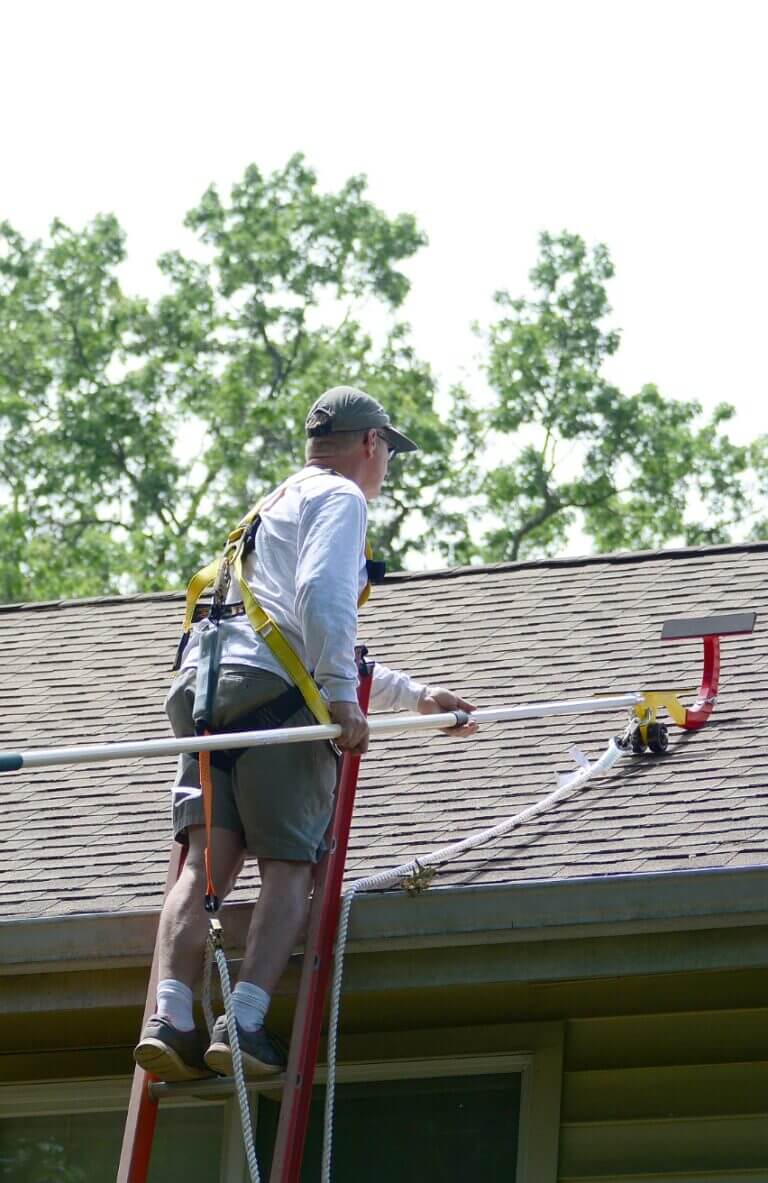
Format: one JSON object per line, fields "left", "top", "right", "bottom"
{"left": 149, "top": 1074, "right": 287, "bottom": 1101}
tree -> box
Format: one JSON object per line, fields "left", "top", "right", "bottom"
{"left": 0, "top": 213, "right": 170, "bottom": 602}
{"left": 0, "top": 155, "right": 463, "bottom": 602}
{"left": 3, "top": 199, "right": 761, "bottom": 604}
{"left": 473, "top": 231, "right": 754, "bottom": 561}
{"left": 0, "top": 1135, "right": 85, "bottom": 1182}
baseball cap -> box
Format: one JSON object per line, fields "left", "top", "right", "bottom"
{"left": 305, "top": 386, "right": 419, "bottom": 453}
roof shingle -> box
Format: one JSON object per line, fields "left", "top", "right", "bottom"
{"left": 0, "top": 543, "right": 766, "bottom": 918}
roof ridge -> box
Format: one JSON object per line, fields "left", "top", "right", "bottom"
{"left": 1, "top": 539, "right": 767, "bottom": 613}
{"left": 385, "top": 538, "right": 768, "bottom": 583}
{"left": 0, "top": 590, "right": 186, "bottom": 615}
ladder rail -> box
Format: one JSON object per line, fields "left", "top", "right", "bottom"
{"left": 268, "top": 661, "right": 374, "bottom": 1182}
{"left": 116, "top": 843, "right": 186, "bottom": 1183}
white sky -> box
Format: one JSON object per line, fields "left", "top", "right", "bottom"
{"left": 3, "top": 0, "right": 767, "bottom": 451}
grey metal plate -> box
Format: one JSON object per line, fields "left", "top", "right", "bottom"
{"left": 661, "top": 611, "right": 757, "bottom": 640}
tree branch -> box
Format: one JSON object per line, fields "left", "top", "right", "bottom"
{"left": 179, "top": 470, "right": 217, "bottom": 534}
{"left": 506, "top": 492, "right": 561, "bottom": 560}
{"left": 256, "top": 321, "right": 286, "bottom": 395}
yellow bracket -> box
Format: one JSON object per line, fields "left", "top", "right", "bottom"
{"left": 634, "top": 689, "right": 689, "bottom": 743}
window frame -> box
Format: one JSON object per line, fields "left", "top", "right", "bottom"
{"left": 0, "top": 1021, "right": 563, "bottom": 1183}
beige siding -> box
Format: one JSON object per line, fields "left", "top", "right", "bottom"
{"left": 559, "top": 1007, "right": 768, "bottom": 1180}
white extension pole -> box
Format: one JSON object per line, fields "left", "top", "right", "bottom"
{"left": 0, "top": 694, "right": 642, "bottom": 773}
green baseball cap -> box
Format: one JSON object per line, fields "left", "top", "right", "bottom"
{"left": 305, "top": 386, "right": 419, "bottom": 453}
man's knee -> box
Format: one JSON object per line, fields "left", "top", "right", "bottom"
{"left": 180, "top": 827, "right": 245, "bottom": 899}
{"left": 259, "top": 857, "right": 312, "bottom": 876}
{"left": 258, "top": 858, "right": 313, "bottom": 897}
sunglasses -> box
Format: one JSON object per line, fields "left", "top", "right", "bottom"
{"left": 376, "top": 432, "right": 396, "bottom": 461}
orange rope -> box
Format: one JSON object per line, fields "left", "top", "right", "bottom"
{"left": 199, "top": 737, "right": 218, "bottom": 910}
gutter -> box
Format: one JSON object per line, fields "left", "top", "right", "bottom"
{"left": 2, "top": 864, "right": 767, "bottom": 976}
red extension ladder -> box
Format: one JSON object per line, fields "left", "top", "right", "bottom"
{"left": 117, "top": 658, "right": 374, "bottom": 1182}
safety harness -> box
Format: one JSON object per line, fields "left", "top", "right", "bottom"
{"left": 172, "top": 469, "right": 385, "bottom": 910}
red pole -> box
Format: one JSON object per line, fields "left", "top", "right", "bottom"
{"left": 683, "top": 634, "right": 721, "bottom": 729}
{"left": 116, "top": 843, "right": 186, "bottom": 1183}
{"left": 269, "top": 660, "right": 373, "bottom": 1183}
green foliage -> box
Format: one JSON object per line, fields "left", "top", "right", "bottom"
{"left": 0, "top": 213, "right": 175, "bottom": 600}
{"left": 743, "top": 436, "right": 768, "bottom": 542}
{"left": 0, "top": 1135, "right": 85, "bottom": 1182}
{"left": 1, "top": 189, "right": 762, "bottom": 605}
{"left": 475, "top": 231, "right": 753, "bottom": 561}
{"left": 0, "top": 155, "right": 460, "bottom": 601}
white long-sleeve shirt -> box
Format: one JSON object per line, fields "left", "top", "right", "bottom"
{"left": 180, "top": 466, "right": 427, "bottom": 711}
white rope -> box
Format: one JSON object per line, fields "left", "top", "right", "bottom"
{"left": 204, "top": 924, "right": 260, "bottom": 1183}
{"left": 320, "top": 732, "right": 629, "bottom": 1183}
{"left": 201, "top": 937, "right": 216, "bottom": 1038}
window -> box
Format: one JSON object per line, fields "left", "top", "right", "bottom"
{"left": 257, "top": 1072, "right": 521, "bottom": 1181}
{"left": 0, "top": 1096, "right": 224, "bottom": 1183}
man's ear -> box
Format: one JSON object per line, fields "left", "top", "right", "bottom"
{"left": 362, "top": 429, "right": 377, "bottom": 458}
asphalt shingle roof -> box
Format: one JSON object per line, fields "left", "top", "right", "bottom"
{"left": 0, "top": 543, "right": 766, "bottom": 919}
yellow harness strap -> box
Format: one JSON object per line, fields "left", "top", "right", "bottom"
{"left": 178, "top": 483, "right": 374, "bottom": 726}
{"left": 232, "top": 539, "right": 332, "bottom": 724}
{"left": 182, "top": 558, "right": 222, "bottom": 634}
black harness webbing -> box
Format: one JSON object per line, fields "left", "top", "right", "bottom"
{"left": 190, "top": 682, "right": 306, "bottom": 772}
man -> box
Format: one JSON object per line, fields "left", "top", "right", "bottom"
{"left": 134, "top": 386, "right": 476, "bottom": 1081}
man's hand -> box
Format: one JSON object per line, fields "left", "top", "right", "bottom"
{"left": 418, "top": 687, "right": 478, "bottom": 737}
{"left": 329, "top": 700, "right": 370, "bottom": 754}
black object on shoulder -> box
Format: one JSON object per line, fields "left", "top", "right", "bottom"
{"left": 366, "top": 558, "right": 386, "bottom": 584}
{"left": 242, "top": 516, "right": 261, "bottom": 558}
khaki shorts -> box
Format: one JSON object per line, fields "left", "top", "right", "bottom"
{"left": 166, "top": 664, "right": 338, "bottom": 862}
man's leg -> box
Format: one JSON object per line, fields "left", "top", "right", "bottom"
{"left": 157, "top": 824, "right": 245, "bottom": 987}
{"left": 134, "top": 825, "right": 244, "bottom": 1081}
{"left": 204, "top": 858, "right": 313, "bottom": 1076}
{"left": 239, "top": 858, "right": 313, "bottom": 992}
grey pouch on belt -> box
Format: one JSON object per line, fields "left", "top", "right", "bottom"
{"left": 192, "top": 619, "right": 222, "bottom": 735}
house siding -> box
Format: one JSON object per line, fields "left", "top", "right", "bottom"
{"left": 559, "top": 1007, "right": 768, "bottom": 1179}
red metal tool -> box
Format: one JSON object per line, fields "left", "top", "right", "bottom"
{"left": 660, "top": 611, "right": 756, "bottom": 729}
{"left": 632, "top": 611, "right": 757, "bottom": 753}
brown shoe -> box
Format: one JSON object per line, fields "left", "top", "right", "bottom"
{"left": 204, "top": 1014, "right": 286, "bottom": 1077}
{"left": 133, "top": 1015, "right": 213, "bottom": 1082}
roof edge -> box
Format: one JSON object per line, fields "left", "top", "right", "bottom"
{"left": 2, "top": 864, "right": 767, "bottom": 975}
{"left": 1, "top": 539, "right": 768, "bottom": 614}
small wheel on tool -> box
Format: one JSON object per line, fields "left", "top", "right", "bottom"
{"left": 647, "top": 723, "right": 669, "bottom": 754}
{"left": 630, "top": 730, "right": 647, "bottom": 754}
